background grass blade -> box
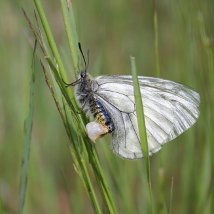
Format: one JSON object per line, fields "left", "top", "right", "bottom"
{"left": 60, "top": 0, "right": 79, "bottom": 78}
{"left": 18, "top": 41, "right": 36, "bottom": 214}
{"left": 153, "top": 0, "right": 160, "bottom": 77}
{"left": 169, "top": 177, "right": 174, "bottom": 214}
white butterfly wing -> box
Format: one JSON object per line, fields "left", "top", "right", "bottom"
{"left": 94, "top": 75, "right": 200, "bottom": 159}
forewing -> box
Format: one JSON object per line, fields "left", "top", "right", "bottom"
{"left": 94, "top": 75, "right": 200, "bottom": 159}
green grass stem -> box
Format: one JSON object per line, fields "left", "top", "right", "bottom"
{"left": 153, "top": 0, "right": 160, "bottom": 76}
{"left": 198, "top": 12, "right": 214, "bottom": 213}
{"left": 33, "top": 0, "right": 67, "bottom": 79}
{"left": 169, "top": 176, "right": 174, "bottom": 214}
{"left": 60, "top": 0, "right": 79, "bottom": 78}
{"left": 18, "top": 42, "right": 36, "bottom": 214}
{"left": 130, "top": 56, "right": 153, "bottom": 212}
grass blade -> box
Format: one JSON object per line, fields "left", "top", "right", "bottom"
{"left": 33, "top": 0, "right": 66, "bottom": 80}
{"left": 169, "top": 177, "right": 174, "bottom": 214}
{"left": 130, "top": 56, "right": 153, "bottom": 212}
{"left": 60, "top": 0, "right": 79, "bottom": 78}
{"left": 18, "top": 41, "right": 36, "bottom": 214}
{"left": 130, "top": 57, "right": 150, "bottom": 178}
{"left": 153, "top": 0, "right": 160, "bottom": 76}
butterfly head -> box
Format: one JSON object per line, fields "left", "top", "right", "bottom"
{"left": 79, "top": 70, "right": 87, "bottom": 80}
{"left": 63, "top": 43, "right": 90, "bottom": 87}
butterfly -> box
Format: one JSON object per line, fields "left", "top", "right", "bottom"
{"left": 66, "top": 44, "right": 200, "bottom": 160}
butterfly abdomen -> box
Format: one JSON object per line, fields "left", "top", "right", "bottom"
{"left": 74, "top": 79, "right": 114, "bottom": 134}
{"left": 91, "top": 99, "right": 114, "bottom": 133}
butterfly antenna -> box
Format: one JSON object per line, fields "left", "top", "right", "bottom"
{"left": 62, "top": 78, "right": 80, "bottom": 87}
{"left": 78, "top": 42, "right": 87, "bottom": 71}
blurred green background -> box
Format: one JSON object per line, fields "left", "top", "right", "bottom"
{"left": 0, "top": 0, "right": 213, "bottom": 213}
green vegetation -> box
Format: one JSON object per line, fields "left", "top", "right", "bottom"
{"left": 131, "top": 56, "right": 153, "bottom": 213}
{"left": 0, "top": 0, "right": 213, "bottom": 213}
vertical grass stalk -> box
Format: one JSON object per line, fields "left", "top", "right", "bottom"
{"left": 33, "top": 0, "right": 66, "bottom": 79}
{"left": 198, "top": 12, "right": 214, "bottom": 213}
{"left": 18, "top": 41, "right": 36, "bottom": 214}
{"left": 130, "top": 57, "right": 153, "bottom": 212}
{"left": 169, "top": 177, "right": 174, "bottom": 214}
{"left": 153, "top": 0, "right": 160, "bottom": 76}
{"left": 60, "top": 0, "right": 79, "bottom": 78}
